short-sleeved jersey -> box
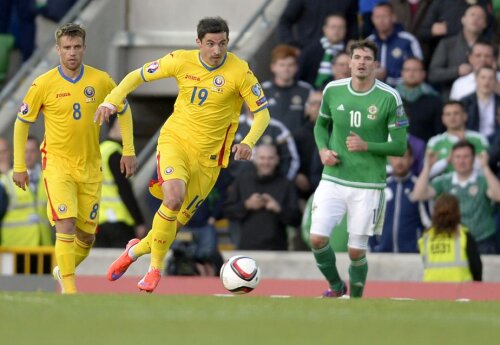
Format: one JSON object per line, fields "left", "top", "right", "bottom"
{"left": 319, "top": 78, "right": 408, "bottom": 189}
{"left": 17, "top": 65, "right": 123, "bottom": 182}
{"left": 432, "top": 172, "right": 495, "bottom": 242}
{"left": 426, "top": 130, "right": 489, "bottom": 172}
{"left": 139, "top": 50, "right": 268, "bottom": 168}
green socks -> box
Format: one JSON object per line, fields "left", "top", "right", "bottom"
{"left": 313, "top": 245, "right": 344, "bottom": 292}
{"left": 349, "top": 256, "right": 368, "bottom": 298}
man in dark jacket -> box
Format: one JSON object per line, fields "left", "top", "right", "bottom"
{"left": 224, "top": 144, "right": 301, "bottom": 250}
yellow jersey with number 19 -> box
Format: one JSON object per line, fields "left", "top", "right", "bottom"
{"left": 16, "top": 65, "right": 126, "bottom": 182}
{"left": 140, "top": 50, "right": 268, "bottom": 167}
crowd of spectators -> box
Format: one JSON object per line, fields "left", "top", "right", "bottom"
{"left": 218, "top": 0, "right": 500, "bottom": 255}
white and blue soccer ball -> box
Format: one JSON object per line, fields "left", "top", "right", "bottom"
{"left": 220, "top": 255, "right": 261, "bottom": 294}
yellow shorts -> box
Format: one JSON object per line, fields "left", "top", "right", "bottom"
{"left": 43, "top": 159, "right": 101, "bottom": 234}
{"left": 154, "top": 138, "right": 221, "bottom": 225}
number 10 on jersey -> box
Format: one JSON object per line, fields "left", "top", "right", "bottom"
{"left": 350, "top": 110, "right": 361, "bottom": 128}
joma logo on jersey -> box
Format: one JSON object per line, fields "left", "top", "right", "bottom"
{"left": 56, "top": 93, "right": 71, "bottom": 98}
{"left": 185, "top": 74, "right": 200, "bottom": 81}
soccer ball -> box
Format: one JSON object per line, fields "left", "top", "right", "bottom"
{"left": 220, "top": 255, "right": 261, "bottom": 294}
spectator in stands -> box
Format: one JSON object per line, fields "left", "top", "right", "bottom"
{"left": 450, "top": 40, "right": 499, "bottom": 101}
{"left": 395, "top": 57, "right": 444, "bottom": 142}
{"left": 412, "top": 140, "right": 500, "bottom": 254}
{"left": 294, "top": 90, "right": 322, "bottom": 206}
{"left": 428, "top": 4, "right": 489, "bottom": 100}
{"left": 418, "top": 193, "right": 482, "bottom": 282}
{"left": 370, "top": 145, "right": 430, "bottom": 253}
{"left": 232, "top": 105, "right": 300, "bottom": 181}
{"left": 417, "top": 0, "right": 493, "bottom": 65}
{"left": 277, "top": 0, "right": 359, "bottom": 49}
{"left": 0, "top": 0, "right": 38, "bottom": 61}
{"left": 0, "top": 136, "right": 52, "bottom": 247}
{"left": 38, "top": 0, "right": 77, "bottom": 23}
{"left": 389, "top": 0, "right": 433, "bottom": 35}
{"left": 223, "top": 143, "right": 301, "bottom": 250}
{"left": 461, "top": 66, "right": 500, "bottom": 142}
{"left": 263, "top": 44, "right": 312, "bottom": 139}
{"left": 297, "top": 13, "right": 347, "bottom": 88}
{"left": 426, "top": 101, "right": 489, "bottom": 177}
{"left": 0, "top": 137, "right": 11, "bottom": 174}
{"left": 96, "top": 116, "right": 147, "bottom": 248}
{"left": 367, "top": 2, "right": 423, "bottom": 86}
{"left": 320, "top": 51, "right": 352, "bottom": 88}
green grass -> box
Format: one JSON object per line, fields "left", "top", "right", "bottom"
{"left": 1, "top": 292, "right": 500, "bottom": 345}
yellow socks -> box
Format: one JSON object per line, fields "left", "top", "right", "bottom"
{"left": 74, "top": 237, "right": 92, "bottom": 267}
{"left": 131, "top": 230, "right": 154, "bottom": 259}
{"left": 150, "top": 204, "right": 178, "bottom": 270}
{"left": 55, "top": 233, "right": 77, "bottom": 294}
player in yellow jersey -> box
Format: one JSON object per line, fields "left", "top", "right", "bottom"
{"left": 95, "top": 17, "right": 270, "bottom": 293}
{"left": 12, "top": 23, "right": 137, "bottom": 294}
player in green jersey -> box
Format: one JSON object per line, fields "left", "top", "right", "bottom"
{"left": 310, "top": 39, "right": 408, "bottom": 298}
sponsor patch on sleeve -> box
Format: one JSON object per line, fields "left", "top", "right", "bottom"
{"left": 146, "top": 61, "right": 159, "bottom": 74}
{"left": 19, "top": 102, "right": 29, "bottom": 115}
{"left": 256, "top": 96, "right": 267, "bottom": 106}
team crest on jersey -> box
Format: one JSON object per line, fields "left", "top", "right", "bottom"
{"left": 164, "top": 167, "right": 174, "bottom": 175}
{"left": 391, "top": 47, "right": 402, "bottom": 59}
{"left": 213, "top": 75, "right": 225, "bottom": 87}
{"left": 84, "top": 86, "right": 95, "bottom": 97}
{"left": 468, "top": 185, "right": 478, "bottom": 196}
{"left": 147, "top": 61, "right": 159, "bottom": 73}
{"left": 367, "top": 105, "right": 377, "bottom": 120}
{"left": 58, "top": 204, "right": 68, "bottom": 214}
{"left": 19, "top": 102, "right": 29, "bottom": 115}
{"left": 251, "top": 83, "right": 262, "bottom": 97}
{"left": 84, "top": 86, "right": 96, "bottom": 103}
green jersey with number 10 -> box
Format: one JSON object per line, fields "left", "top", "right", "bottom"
{"left": 318, "top": 78, "right": 408, "bottom": 189}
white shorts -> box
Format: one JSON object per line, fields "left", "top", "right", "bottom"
{"left": 310, "top": 180, "right": 386, "bottom": 238}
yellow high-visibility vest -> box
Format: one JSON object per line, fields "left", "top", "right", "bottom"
{"left": 99, "top": 140, "right": 134, "bottom": 226}
{"left": 0, "top": 168, "right": 52, "bottom": 246}
{"left": 418, "top": 225, "right": 473, "bottom": 282}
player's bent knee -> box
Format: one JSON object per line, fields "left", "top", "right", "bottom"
{"left": 162, "top": 196, "right": 184, "bottom": 211}
{"left": 310, "top": 234, "right": 330, "bottom": 249}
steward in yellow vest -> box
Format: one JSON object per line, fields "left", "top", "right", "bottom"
{"left": 96, "top": 117, "right": 146, "bottom": 248}
{"left": 0, "top": 166, "right": 52, "bottom": 246}
{"left": 417, "top": 193, "right": 482, "bottom": 282}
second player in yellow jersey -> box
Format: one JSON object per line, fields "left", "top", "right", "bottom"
{"left": 12, "top": 23, "right": 137, "bottom": 294}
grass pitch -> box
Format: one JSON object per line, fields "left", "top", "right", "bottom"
{"left": 1, "top": 292, "right": 499, "bottom": 345}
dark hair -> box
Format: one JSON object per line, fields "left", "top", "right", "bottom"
{"left": 324, "top": 12, "right": 346, "bottom": 26}
{"left": 443, "top": 100, "right": 466, "bottom": 112}
{"left": 350, "top": 39, "right": 378, "bottom": 61}
{"left": 55, "top": 23, "right": 86, "bottom": 45}
{"left": 469, "top": 39, "right": 496, "bottom": 57}
{"left": 451, "top": 139, "right": 475, "bottom": 155}
{"left": 431, "top": 193, "right": 461, "bottom": 236}
{"left": 373, "top": 2, "right": 394, "bottom": 12}
{"left": 331, "top": 51, "right": 350, "bottom": 64}
{"left": 271, "top": 44, "right": 298, "bottom": 64}
{"left": 197, "top": 17, "right": 229, "bottom": 41}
